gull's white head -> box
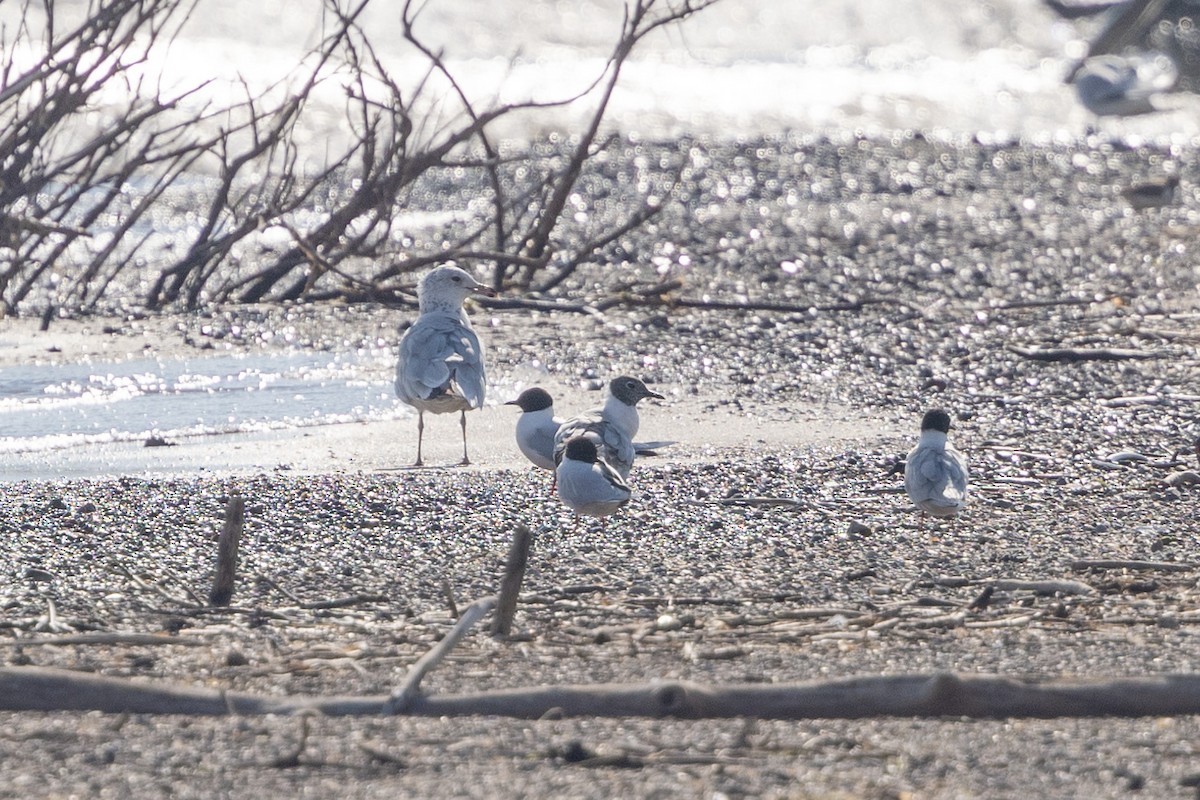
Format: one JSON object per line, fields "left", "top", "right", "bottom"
{"left": 418, "top": 265, "right": 497, "bottom": 314}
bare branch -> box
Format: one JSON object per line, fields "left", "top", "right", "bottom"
{"left": 0, "top": 0, "right": 726, "bottom": 311}
{"left": 4, "top": 667, "right": 1200, "bottom": 720}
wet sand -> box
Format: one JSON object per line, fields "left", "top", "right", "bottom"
{"left": 0, "top": 309, "right": 904, "bottom": 480}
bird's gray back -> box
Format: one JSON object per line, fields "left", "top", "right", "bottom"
{"left": 905, "top": 444, "right": 969, "bottom": 507}
{"left": 554, "top": 411, "right": 635, "bottom": 478}
{"left": 556, "top": 457, "right": 631, "bottom": 516}
{"left": 395, "top": 313, "right": 486, "bottom": 409}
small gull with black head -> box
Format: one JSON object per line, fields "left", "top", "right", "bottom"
{"left": 505, "top": 387, "right": 560, "bottom": 472}
{"left": 553, "top": 375, "right": 663, "bottom": 480}
{"left": 904, "top": 408, "right": 969, "bottom": 522}
{"left": 556, "top": 434, "right": 632, "bottom": 521}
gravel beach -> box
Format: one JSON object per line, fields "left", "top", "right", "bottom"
{"left": 3, "top": 134, "right": 1200, "bottom": 798}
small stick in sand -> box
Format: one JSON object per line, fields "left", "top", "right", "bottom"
{"left": 441, "top": 577, "right": 459, "bottom": 619}
{"left": 209, "top": 495, "right": 245, "bottom": 607}
{"left": 268, "top": 711, "right": 315, "bottom": 768}
{"left": 491, "top": 525, "right": 534, "bottom": 636}
{"left": 32, "top": 596, "right": 71, "bottom": 633}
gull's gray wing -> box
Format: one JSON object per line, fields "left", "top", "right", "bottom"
{"left": 941, "top": 446, "right": 969, "bottom": 503}
{"left": 553, "top": 411, "right": 601, "bottom": 462}
{"left": 632, "top": 440, "right": 676, "bottom": 455}
{"left": 597, "top": 457, "right": 632, "bottom": 495}
{"left": 526, "top": 422, "right": 558, "bottom": 467}
{"left": 602, "top": 423, "right": 637, "bottom": 477}
{"left": 554, "top": 411, "right": 636, "bottom": 478}
{"left": 906, "top": 446, "right": 938, "bottom": 502}
{"left": 395, "top": 314, "right": 486, "bottom": 407}
{"left": 907, "top": 445, "right": 968, "bottom": 507}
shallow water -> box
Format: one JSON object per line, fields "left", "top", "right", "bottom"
{"left": 159, "top": 0, "right": 1200, "bottom": 142}
{"left": 0, "top": 350, "right": 402, "bottom": 454}
{"left": 6, "top": 0, "right": 1198, "bottom": 144}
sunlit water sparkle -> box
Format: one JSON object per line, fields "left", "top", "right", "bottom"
{"left": 0, "top": 351, "right": 403, "bottom": 454}
{"left": 2, "top": 0, "right": 1196, "bottom": 462}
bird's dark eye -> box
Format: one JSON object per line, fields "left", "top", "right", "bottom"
{"left": 452, "top": 276, "right": 461, "bottom": 282}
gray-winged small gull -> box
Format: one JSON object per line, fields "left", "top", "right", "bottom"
{"left": 1073, "top": 53, "right": 1177, "bottom": 117}
{"left": 507, "top": 386, "right": 674, "bottom": 484}
{"left": 555, "top": 434, "right": 632, "bottom": 520}
{"left": 506, "top": 387, "right": 560, "bottom": 472}
{"left": 553, "top": 376, "right": 663, "bottom": 480}
{"left": 394, "top": 264, "right": 496, "bottom": 466}
{"left": 904, "top": 408, "right": 969, "bottom": 521}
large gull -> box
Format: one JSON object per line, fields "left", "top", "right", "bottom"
{"left": 394, "top": 265, "right": 496, "bottom": 466}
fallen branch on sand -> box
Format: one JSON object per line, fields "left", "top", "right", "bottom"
{"left": 0, "top": 633, "right": 206, "bottom": 648}
{"left": 1007, "top": 345, "right": 1160, "bottom": 363}
{"left": 479, "top": 291, "right": 922, "bottom": 318}
{"left": 387, "top": 595, "right": 498, "bottom": 713}
{"left": 1070, "top": 559, "right": 1195, "bottom": 573}
{"left": 3, "top": 668, "right": 1200, "bottom": 719}
{"left": 7, "top": 521, "right": 1184, "bottom": 724}
{"left": 989, "top": 579, "right": 1096, "bottom": 596}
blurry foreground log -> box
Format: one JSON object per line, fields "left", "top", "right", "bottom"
{"left": 3, "top": 669, "right": 1200, "bottom": 719}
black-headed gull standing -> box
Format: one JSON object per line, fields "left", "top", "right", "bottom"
{"left": 505, "top": 387, "right": 560, "bottom": 472}
{"left": 553, "top": 375, "right": 663, "bottom": 480}
{"left": 556, "top": 435, "right": 632, "bottom": 521}
{"left": 904, "top": 408, "right": 969, "bottom": 523}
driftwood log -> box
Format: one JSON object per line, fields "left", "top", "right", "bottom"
{"left": 1069, "top": 559, "right": 1195, "bottom": 573}
{"left": 3, "top": 668, "right": 1200, "bottom": 719}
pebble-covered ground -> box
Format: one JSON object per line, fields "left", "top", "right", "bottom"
{"left": 3, "top": 134, "right": 1200, "bottom": 798}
